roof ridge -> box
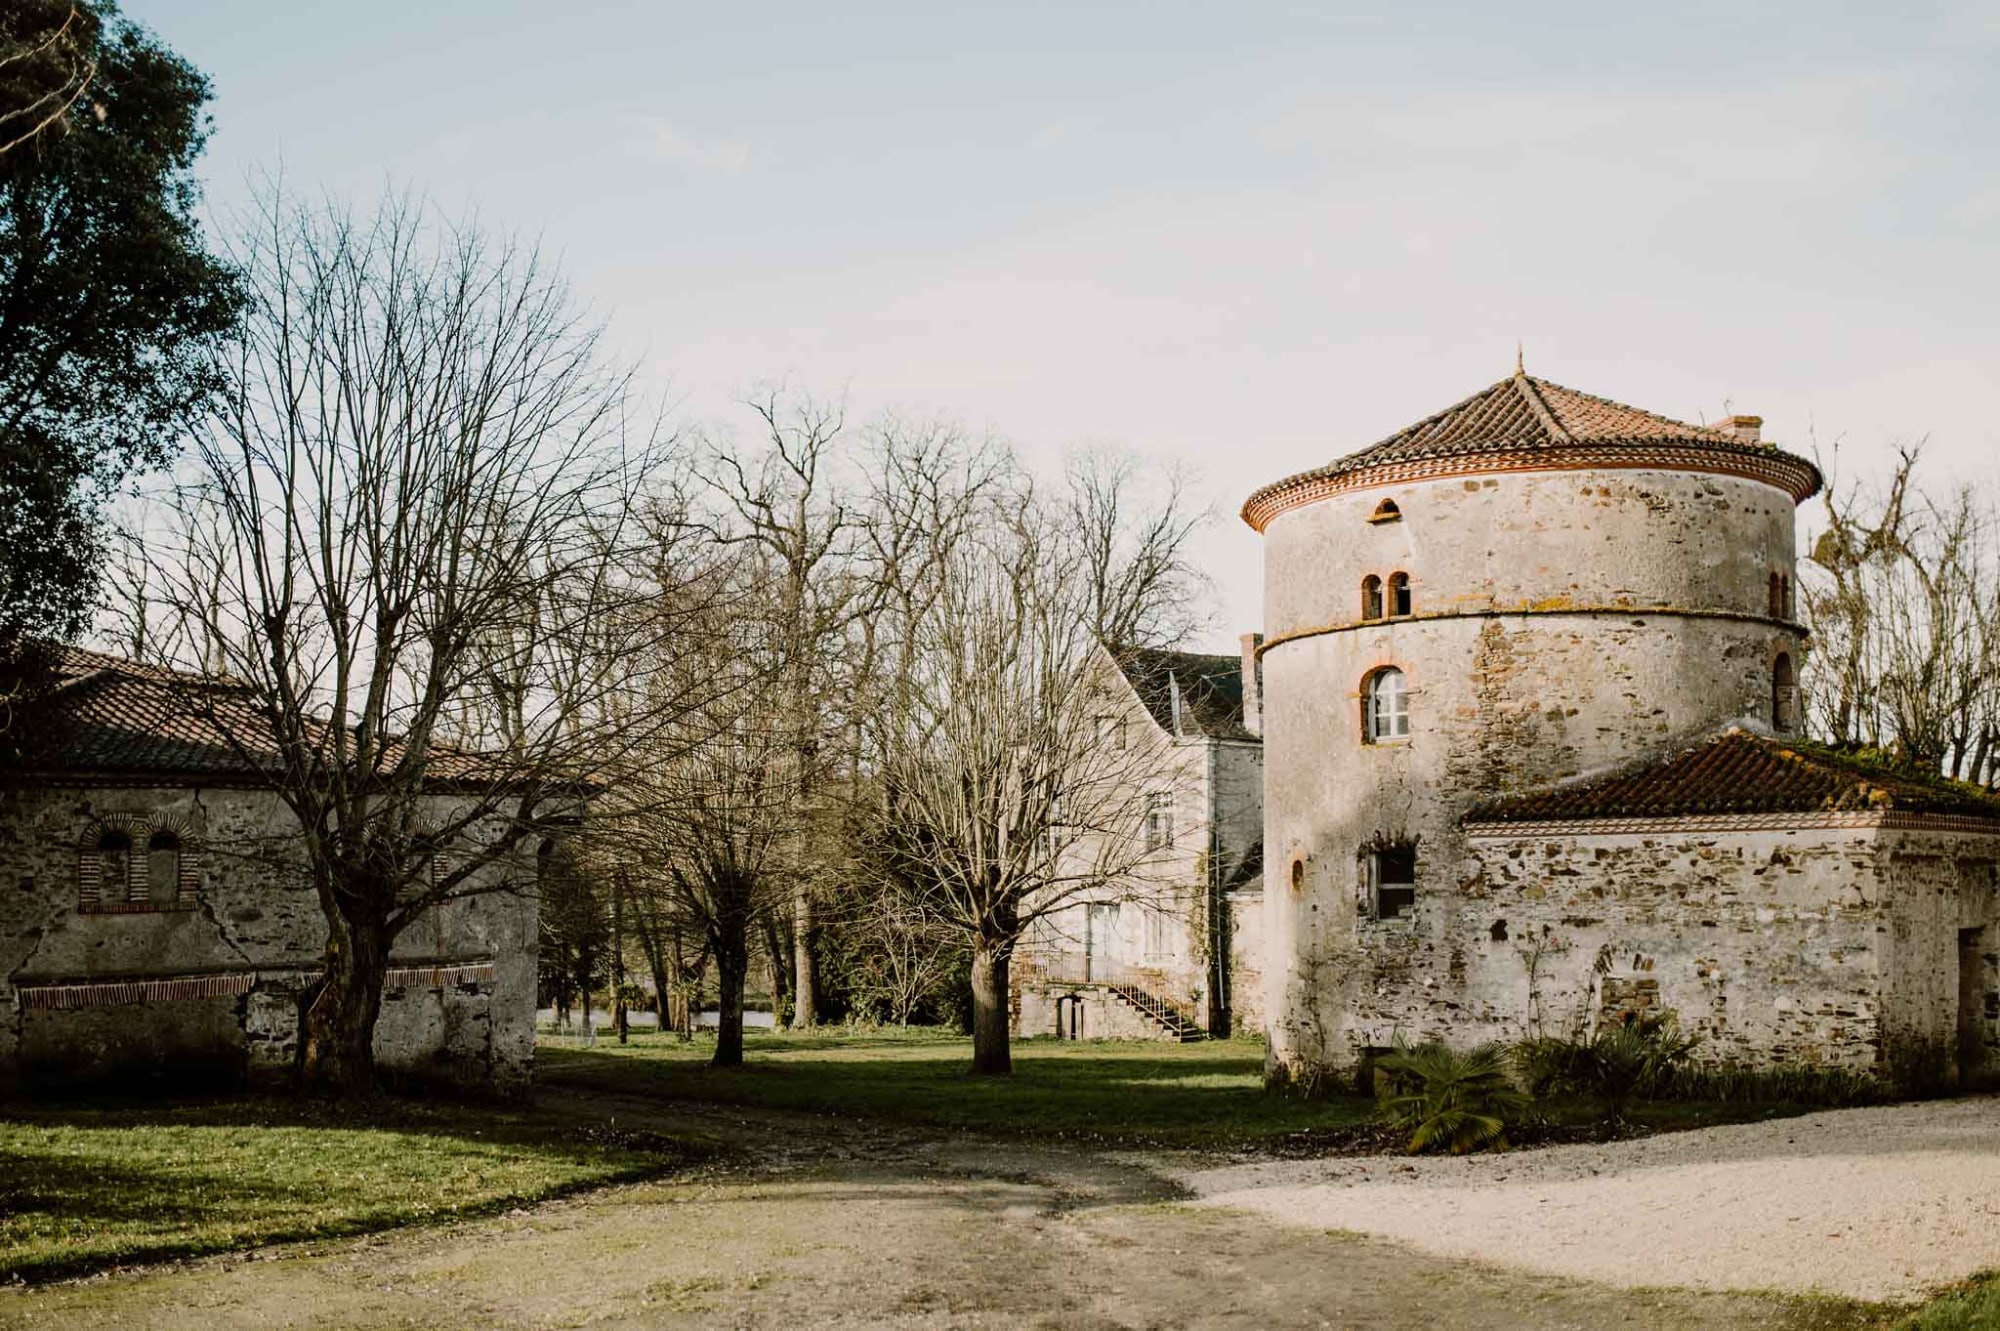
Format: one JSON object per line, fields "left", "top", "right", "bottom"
{"left": 1527, "top": 375, "right": 1738, "bottom": 444}
{"left": 1512, "top": 372, "right": 1573, "bottom": 445}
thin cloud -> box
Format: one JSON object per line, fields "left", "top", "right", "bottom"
{"left": 633, "top": 119, "right": 755, "bottom": 173}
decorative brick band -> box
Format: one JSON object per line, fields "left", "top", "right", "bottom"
{"left": 13, "top": 959, "right": 497, "bottom": 1012}
{"left": 1463, "top": 811, "right": 2000, "bottom": 838}
{"left": 19, "top": 972, "right": 257, "bottom": 1011}
{"left": 1260, "top": 604, "right": 1806, "bottom": 657}
{"left": 1241, "top": 444, "right": 1823, "bottom": 533}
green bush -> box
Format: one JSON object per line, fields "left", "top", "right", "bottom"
{"left": 1376, "top": 1040, "right": 1531, "bottom": 1155}
{"left": 1511, "top": 1012, "right": 1700, "bottom": 1120}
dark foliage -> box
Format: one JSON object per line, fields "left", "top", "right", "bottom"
{"left": 0, "top": 1, "right": 240, "bottom": 649}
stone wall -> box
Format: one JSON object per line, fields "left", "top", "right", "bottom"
{"left": 1283, "top": 819, "right": 2000, "bottom": 1091}
{"left": 0, "top": 782, "right": 538, "bottom": 1095}
{"left": 1015, "top": 981, "right": 1185, "bottom": 1042}
{"left": 1258, "top": 464, "right": 1804, "bottom": 1079}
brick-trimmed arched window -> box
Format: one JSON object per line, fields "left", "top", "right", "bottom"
{"left": 1361, "top": 574, "right": 1383, "bottom": 621}
{"left": 1369, "top": 498, "right": 1402, "bottom": 523}
{"left": 1389, "top": 571, "right": 1411, "bottom": 617}
{"left": 1362, "top": 666, "right": 1409, "bottom": 743}
{"left": 79, "top": 815, "right": 199, "bottom": 913}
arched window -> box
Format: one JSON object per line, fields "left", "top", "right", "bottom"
{"left": 1361, "top": 575, "right": 1383, "bottom": 621}
{"left": 1363, "top": 667, "right": 1409, "bottom": 743}
{"left": 1768, "top": 572, "right": 1783, "bottom": 618}
{"left": 147, "top": 832, "right": 181, "bottom": 908}
{"left": 1389, "top": 571, "right": 1412, "bottom": 617}
{"left": 1772, "top": 653, "right": 1797, "bottom": 731}
{"left": 1290, "top": 857, "right": 1305, "bottom": 892}
{"left": 98, "top": 830, "right": 132, "bottom": 905}
{"left": 1369, "top": 498, "right": 1402, "bottom": 523}
{"left": 1781, "top": 574, "right": 1794, "bottom": 619}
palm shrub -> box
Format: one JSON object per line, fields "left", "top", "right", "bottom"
{"left": 1377, "top": 1040, "right": 1532, "bottom": 1155}
{"left": 1514, "top": 1012, "right": 1701, "bottom": 1120}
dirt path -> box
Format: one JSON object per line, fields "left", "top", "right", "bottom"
{"left": 1182, "top": 1096, "right": 2000, "bottom": 1304}
{"left": 0, "top": 1095, "right": 1888, "bottom": 1331}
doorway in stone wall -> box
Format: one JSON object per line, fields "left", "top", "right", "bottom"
{"left": 1958, "top": 927, "right": 1989, "bottom": 1087}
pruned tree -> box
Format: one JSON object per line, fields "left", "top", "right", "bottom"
{"left": 143, "top": 189, "right": 693, "bottom": 1095}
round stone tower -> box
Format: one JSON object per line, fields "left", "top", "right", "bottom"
{"left": 1242, "top": 368, "right": 1822, "bottom": 1082}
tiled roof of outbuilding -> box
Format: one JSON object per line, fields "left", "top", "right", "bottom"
{"left": 1242, "top": 371, "right": 1823, "bottom": 529}
{"left": 2, "top": 647, "right": 505, "bottom": 786}
{"left": 1464, "top": 728, "right": 2000, "bottom": 825}
{"left": 1111, "top": 646, "right": 1257, "bottom": 743}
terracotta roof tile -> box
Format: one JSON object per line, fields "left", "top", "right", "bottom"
{"left": 1464, "top": 728, "right": 2000, "bottom": 824}
{"left": 4, "top": 647, "right": 506, "bottom": 786}
{"left": 1243, "top": 372, "right": 1823, "bottom": 528}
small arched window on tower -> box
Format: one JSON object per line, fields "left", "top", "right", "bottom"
{"left": 1362, "top": 667, "right": 1409, "bottom": 743}
{"left": 1768, "top": 572, "right": 1783, "bottom": 619}
{"left": 1772, "top": 653, "right": 1797, "bottom": 732}
{"left": 146, "top": 832, "right": 181, "bottom": 908}
{"left": 1369, "top": 498, "right": 1402, "bottom": 524}
{"left": 1361, "top": 574, "right": 1383, "bottom": 621}
{"left": 1781, "top": 574, "right": 1794, "bottom": 619}
{"left": 1389, "top": 571, "right": 1412, "bottom": 617}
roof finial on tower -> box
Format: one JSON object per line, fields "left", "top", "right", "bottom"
{"left": 1515, "top": 340, "right": 1524, "bottom": 376}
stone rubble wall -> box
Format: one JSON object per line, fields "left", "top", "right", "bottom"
{"left": 0, "top": 782, "right": 538, "bottom": 1095}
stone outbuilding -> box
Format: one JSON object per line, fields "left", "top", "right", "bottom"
{"left": 0, "top": 648, "right": 540, "bottom": 1095}
{"left": 1237, "top": 367, "right": 1996, "bottom": 1092}
{"left": 1013, "top": 643, "right": 1265, "bottom": 1041}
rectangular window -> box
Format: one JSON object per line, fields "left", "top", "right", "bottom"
{"left": 1372, "top": 845, "right": 1416, "bottom": 920}
{"left": 1144, "top": 791, "right": 1174, "bottom": 851}
{"left": 1144, "top": 908, "right": 1171, "bottom": 960}
{"left": 1096, "top": 713, "right": 1127, "bottom": 751}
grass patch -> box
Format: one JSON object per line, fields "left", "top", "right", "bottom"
{"left": 1896, "top": 1272, "right": 2000, "bottom": 1330}
{"left": 543, "top": 1027, "right": 1860, "bottom": 1153}
{"left": 539, "top": 1028, "right": 1382, "bottom": 1149}
{"left": 0, "top": 1094, "right": 687, "bottom": 1283}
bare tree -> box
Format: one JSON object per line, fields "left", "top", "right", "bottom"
{"left": 696, "top": 390, "right": 867, "bottom": 1028}
{"left": 855, "top": 461, "right": 1206, "bottom": 1074}
{"left": 1063, "top": 447, "right": 1211, "bottom": 649}
{"left": 1802, "top": 444, "right": 2000, "bottom": 782}
{"left": 142, "top": 190, "right": 691, "bottom": 1095}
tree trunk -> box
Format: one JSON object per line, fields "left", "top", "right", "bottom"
{"left": 711, "top": 929, "right": 749, "bottom": 1068}
{"left": 790, "top": 887, "right": 818, "bottom": 1028}
{"left": 300, "top": 913, "right": 390, "bottom": 1095}
{"left": 763, "top": 915, "right": 794, "bottom": 1026}
{"left": 969, "top": 940, "right": 1012, "bottom": 1076}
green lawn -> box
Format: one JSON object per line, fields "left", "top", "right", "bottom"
{"left": 539, "top": 1028, "right": 1380, "bottom": 1149}
{"left": 0, "top": 1095, "right": 685, "bottom": 1283}
{"left": 1895, "top": 1273, "right": 2000, "bottom": 1330}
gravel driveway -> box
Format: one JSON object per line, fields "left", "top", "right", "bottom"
{"left": 1179, "top": 1096, "right": 2000, "bottom": 1302}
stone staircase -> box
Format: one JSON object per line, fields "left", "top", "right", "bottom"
{"left": 1107, "top": 984, "right": 1206, "bottom": 1042}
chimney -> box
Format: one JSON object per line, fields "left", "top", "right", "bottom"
{"left": 1240, "top": 632, "right": 1264, "bottom": 736}
{"left": 1168, "top": 671, "right": 1183, "bottom": 737}
{"left": 1716, "top": 414, "right": 1763, "bottom": 444}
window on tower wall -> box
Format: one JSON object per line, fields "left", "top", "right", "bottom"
{"left": 1768, "top": 572, "right": 1782, "bottom": 618}
{"left": 1772, "top": 652, "right": 1797, "bottom": 732}
{"left": 1389, "top": 571, "right": 1411, "bottom": 617}
{"left": 1361, "top": 574, "right": 1383, "bottom": 621}
{"left": 1782, "top": 574, "right": 1794, "bottom": 619}
{"left": 1369, "top": 845, "right": 1417, "bottom": 920}
{"left": 1362, "top": 667, "right": 1408, "bottom": 742}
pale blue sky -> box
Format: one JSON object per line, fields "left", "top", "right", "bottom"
{"left": 138, "top": 2, "right": 2000, "bottom": 647}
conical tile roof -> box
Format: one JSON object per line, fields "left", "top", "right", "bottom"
{"left": 1242, "top": 371, "right": 1821, "bottom": 531}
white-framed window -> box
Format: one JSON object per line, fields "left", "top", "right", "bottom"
{"left": 1143, "top": 907, "right": 1172, "bottom": 960}
{"left": 1370, "top": 845, "right": 1417, "bottom": 920}
{"left": 1363, "top": 667, "right": 1409, "bottom": 743}
{"left": 1144, "top": 790, "right": 1174, "bottom": 850}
